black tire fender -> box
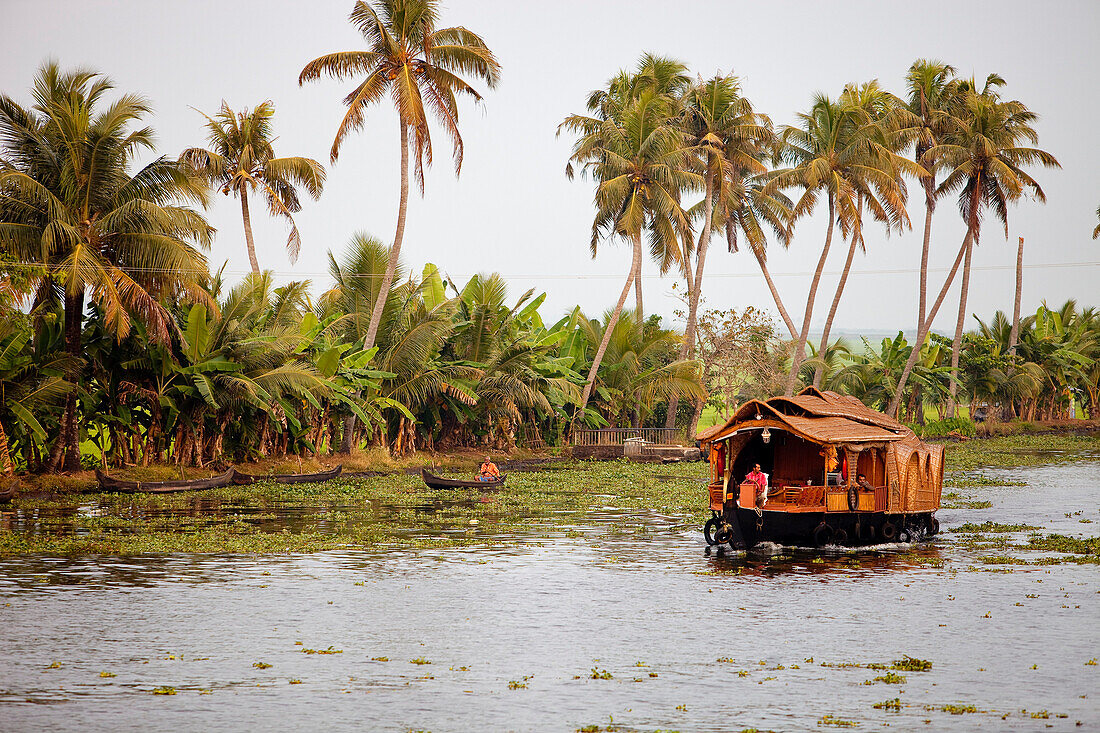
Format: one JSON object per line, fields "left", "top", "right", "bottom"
{"left": 881, "top": 521, "right": 897, "bottom": 541}
{"left": 856, "top": 522, "right": 875, "bottom": 543}
{"left": 704, "top": 517, "right": 720, "bottom": 546}
{"left": 847, "top": 487, "right": 859, "bottom": 512}
{"left": 813, "top": 522, "right": 833, "bottom": 547}
{"left": 833, "top": 527, "right": 849, "bottom": 546}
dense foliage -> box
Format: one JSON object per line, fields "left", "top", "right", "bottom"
{"left": 0, "top": 33, "right": 1089, "bottom": 476}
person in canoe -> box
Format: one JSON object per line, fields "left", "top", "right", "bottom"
{"left": 478, "top": 456, "right": 501, "bottom": 482}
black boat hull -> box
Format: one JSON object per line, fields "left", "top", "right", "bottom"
{"left": 711, "top": 506, "right": 939, "bottom": 549}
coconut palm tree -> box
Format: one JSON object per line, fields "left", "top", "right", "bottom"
{"left": 935, "top": 78, "right": 1060, "bottom": 416}
{"left": 809, "top": 81, "right": 920, "bottom": 389}
{"left": 662, "top": 73, "right": 774, "bottom": 429}
{"left": 0, "top": 63, "right": 213, "bottom": 471}
{"left": 560, "top": 88, "right": 699, "bottom": 420}
{"left": 773, "top": 92, "right": 920, "bottom": 395}
{"left": 577, "top": 54, "right": 692, "bottom": 323}
{"left": 888, "top": 82, "right": 1059, "bottom": 417}
{"left": 904, "top": 59, "right": 959, "bottom": 329}
{"left": 299, "top": 0, "right": 501, "bottom": 352}
{"left": 180, "top": 101, "right": 325, "bottom": 274}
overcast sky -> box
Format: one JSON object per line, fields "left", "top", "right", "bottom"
{"left": 4, "top": 0, "right": 1097, "bottom": 336}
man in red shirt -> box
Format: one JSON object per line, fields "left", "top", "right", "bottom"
{"left": 746, "top": 463, "right": 768, "bottom": 510}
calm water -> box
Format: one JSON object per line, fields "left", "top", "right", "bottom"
{"left": 1, "top": 462, "right": 1098, "bottom": 732}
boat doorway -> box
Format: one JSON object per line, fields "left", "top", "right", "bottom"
{"left": 730, "top": 431, "right": 776, "bottom": 484}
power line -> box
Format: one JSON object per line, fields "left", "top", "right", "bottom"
{"left": 4, "top": 260, "right": 1100, "bottom": 280}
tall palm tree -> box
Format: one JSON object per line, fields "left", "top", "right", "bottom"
{"left": 810, "top": 80, "right": 919, "bottom": 388}
{"left": 773, "top": 92, "right": 919, "bottom": 395}
{"left": 560, "top": 88, "right": 699, "bottom": 419}
{"left": 666, "top": 76, "right": 790, "bottom": 430}
{"left": 579, "top": 54, "right": 692, "bottom": 323}
{"left": 0, "top": 63, "right": 212, "bottom": 471}
{"left": 904, "top": 59, "right": 958, "bottom": 329}
{"left": 936, "top": 78, "right": 1060, "bottom": 416}
{"left": 888, "top": 82, "right": 1059, "bottom": 416}
{"left": 180, "top": 101, "right": 325, "bottom": 274}
{"left": 299, "top": 0, "right": 501, "bottom": 351}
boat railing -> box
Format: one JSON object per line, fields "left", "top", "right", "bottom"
{"left": 572, "top": 427, "right": 683, "bottom": 447}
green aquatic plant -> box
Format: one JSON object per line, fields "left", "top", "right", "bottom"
{"left": 940, "top": 704, "right": 978, "bottom": 714}
{"left": 891, "top": 656, "right": 932, "bottom": 672}
{"left": 151, "top": 686, "right": 177, "bottom": 695}
{"left": 99, "top": 671, "right": 116, "bottom": 678}
{"left": 253, "top": 662, "right": 272, "bottom": 669}
{"left": 289, "top": 678, "right": 302, "bottom": 684}
{"left": 873, "top": 698, "right": 901, "bottom": 711}
{"left": 590, "top": 667, "right": 613, "bottom": 680}
{"left": 951, "top": 521, "right": 1041, "bottom": 534}
{"left": 302, "top": 646, "right": 342, "bottom": 655}
{"left": 1025, "top": 534, "right": 1099, "bottom": 555}
{"left": 866, "top": 672, "right": 906, "bottom": 685}
{"left": 818, "top": 714, "right": 858, "bottom": 727}
{"left": 410, "top": 658, "right": 431, "bottom": 665}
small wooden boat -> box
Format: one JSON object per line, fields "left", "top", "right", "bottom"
{"left": 95, "top": 468, "right": 237, "bottom": 494}
{"left": 231, "top": 465, "right": 343, "bottom": 485}
{"left": 421, "top": 468, "right": 507, "bottom": 490}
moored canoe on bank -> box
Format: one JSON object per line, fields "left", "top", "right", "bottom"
{"left": 231, "top": 465, "right": 342, "bottom": 485}
{"left": 94, "top": 468, "right": 237, "bottom": 494}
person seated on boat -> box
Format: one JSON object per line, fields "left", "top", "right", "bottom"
{"left": 856, "top": 473, "right": 873, "bottom": 491}
{"left": 478, "top": 456, "right": 501, "bottom": 481}
{"left": 745, "top": 463, "right": 768, "bottom": 508}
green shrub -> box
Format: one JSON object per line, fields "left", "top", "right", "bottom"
{"left": 916, "top": 417, "right": 976, "bottom": 438}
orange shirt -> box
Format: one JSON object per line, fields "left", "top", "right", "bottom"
{"left": 479, "top": 461, "right": 500, "bottom": 478}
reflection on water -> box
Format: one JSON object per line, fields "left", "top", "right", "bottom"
{"left": 0, "top": 462, "right": 1097, "bottom": 732}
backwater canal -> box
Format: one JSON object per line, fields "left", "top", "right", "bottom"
{"left": 1, "top": 460, "right": 1098, "bottom": 731}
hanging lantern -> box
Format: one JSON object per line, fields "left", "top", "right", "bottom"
{"left": 761, "top": 427, "right": 772, "bottom": 444}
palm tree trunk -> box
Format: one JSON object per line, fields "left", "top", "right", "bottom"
{"left": 748, "top": 239, "right": 798, "bottom": 339}
{"left": 0, "top": 421, "right": 13, "bottom": 476}
{"left": 241, "top": 190, "right": 260, "bottom": 275}
{"left": 785, "top": 193, "right": 835, "bottom": 395}
{"left": 813, "top": 233, "right": 860, "bottom": 388}
{"left": 888, "top": 228, "right": 973, "bottom": 416}
{"left": 576, "top": 232, "right": 643, "bottom": 419}
{"left": 946, "top": 233, "right": 974, "bottom": 417}
{"left": 665, "top": 168, "right": 714, "bottom": 431}
{"left": 364, "top": 119, "right": 410, "bottom": 351}
{"left": 1008, "top": 236, "right": 1024, "bottom": 355}
{"left": 54, "top": 289, "right": 85, "bottom": 472}
{"left": 917, "top": 185, "right": 935, "bottom": 329}
{"left": 634, "top": 264, "right": 644, "bottom": 330}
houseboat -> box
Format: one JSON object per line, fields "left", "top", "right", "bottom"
{"left": 696, "top": 387, "right": 944, "bottom": 548}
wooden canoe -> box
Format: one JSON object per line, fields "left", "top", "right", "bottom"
{"left": 231, "top": 465, "right": 343, "bottom": 485}
{"left": 421, "top": 468, "right": 507, "bottom": 490}
{"left": 95, "top": 468, "right": 236, "bottom": 494}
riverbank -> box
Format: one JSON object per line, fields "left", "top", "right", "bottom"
{"left": 1, "top": 432, "right": 1098, "bottom": 557}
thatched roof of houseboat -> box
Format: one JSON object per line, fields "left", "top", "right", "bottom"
{"left": 696, "top": 387, "right": 911, "bottom": 446}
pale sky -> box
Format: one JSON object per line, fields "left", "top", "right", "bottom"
{"left": 3, "top": 0, "right": 1098, "bottom": 336}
